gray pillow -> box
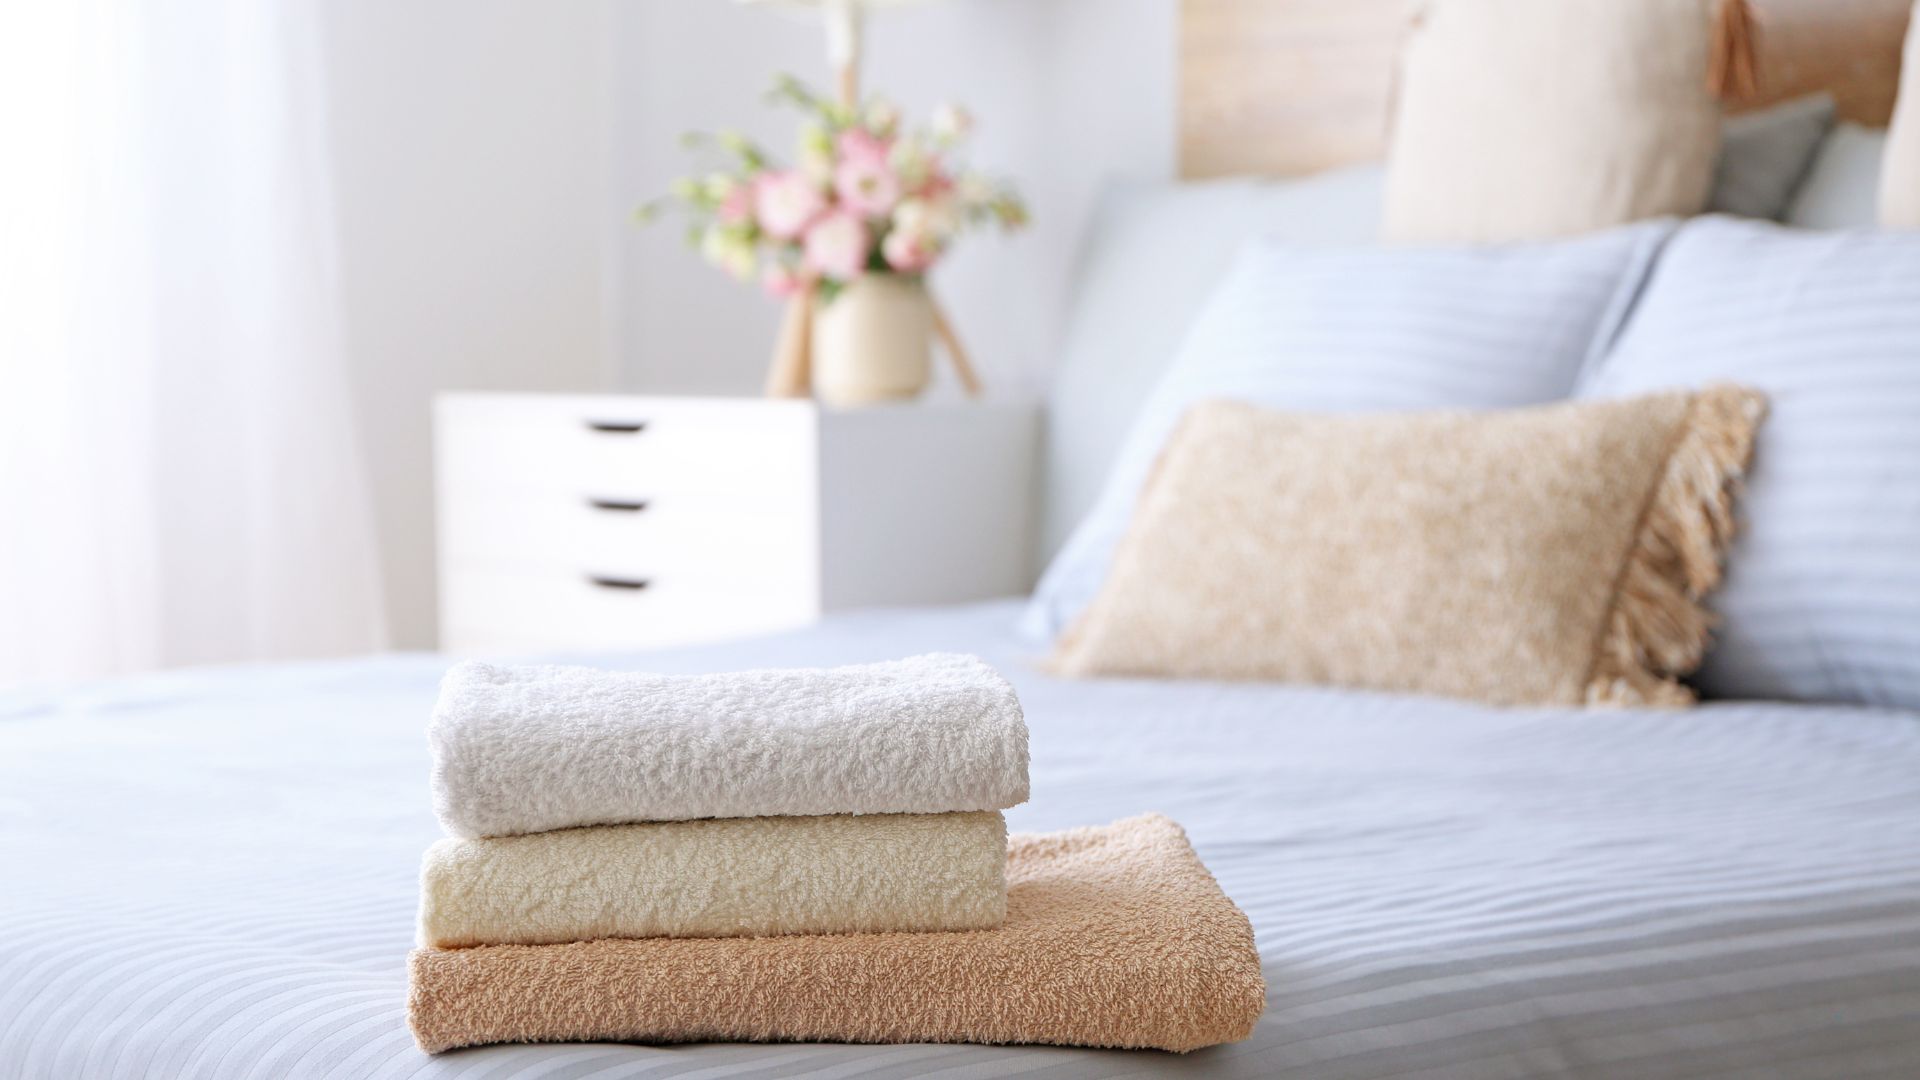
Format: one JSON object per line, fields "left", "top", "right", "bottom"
{"left": 1026, "top": 220, "right": 1676, "bottom": 642}
{"left": 1578, "top": 216, "right": 1920, "bottom": 708}
{"left": 1709, "top": 95, "right": 1836, "bottom": 220}
{"left": 1786, "top": 123, "right": 1889, "bottom": 230}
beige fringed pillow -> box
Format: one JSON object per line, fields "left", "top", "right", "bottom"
{"left": 1052, "top": 389, "right": 1767, "bottom": 708}
{"left": 1381, "top": 0, "right": 1745, "bottom": 243}
{"left": 1882, "top": 1, "right": 1920, "bottom": 227}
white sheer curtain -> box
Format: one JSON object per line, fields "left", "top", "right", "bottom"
{"left": 0, "top": 2, "right": 386, "bottom": 683}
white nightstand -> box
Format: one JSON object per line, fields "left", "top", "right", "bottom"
{"left": 433, "top": 394, "right": 1039, "bottom": 653}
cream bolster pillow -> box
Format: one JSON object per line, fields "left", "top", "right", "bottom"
{"left": 418, "top": 812, "right": 1008, "bottom": 948}
{"left": 1052, "top": 389, "right": 1767, "bottom": 708}
{"left": 408, "top": 814, "right": 1265, "bottom": 1055}
{"left": 1382, "top": 0, "right": 1726, "bottom": 243}
{"left": 430, "top": 653, "right": 1029, "bottom": 838}
{"left": 1882, "top": 0, "right": 1920, "bottom": 227}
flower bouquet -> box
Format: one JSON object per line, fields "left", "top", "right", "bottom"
{"left": 641, "top": 75, "right": 1027, "bottom": 404}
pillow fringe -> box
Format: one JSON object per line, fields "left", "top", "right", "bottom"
{"left": 1587, "top": 386, "right": 1767, "bottom": 707}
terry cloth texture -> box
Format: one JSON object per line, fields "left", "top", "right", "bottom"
{"left": 430, "top": 653, "right": 1029, "bottom": 838}
{"left": 418, "top": 811, "right": 1009, "bottom": 948}
{"left": 408, "top": 813, "right": 1264, "bottom": 1055}
{"left": 1053, "top": 389, "right": 1766, "bottom": 708}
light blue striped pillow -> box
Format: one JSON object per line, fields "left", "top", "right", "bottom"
{"left": 1024, "top": 221, "right": 1676, "bottom": 642}
{"left": 1579, "top": 217, "right": 1920, "bottom": 708}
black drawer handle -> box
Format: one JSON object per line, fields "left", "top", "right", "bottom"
{"left": 585, "top": 419, "right": 647, "bottom": 434}
{"left": 587, "top": 575, "right": 650, "bottom": 591}
{"left": 587, "top": 498, "right": 649, "bottom": 512}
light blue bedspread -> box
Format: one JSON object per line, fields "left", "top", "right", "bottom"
{"left": 4, "top": 601, "right": 1918, "bottom": 1078}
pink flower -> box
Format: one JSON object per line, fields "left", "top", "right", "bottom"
{"left": 802, "top": 211, "right": 871, "bottom": 282}
{"left": 836, "top": 128, "right": 890, "bottom": 165}
{"left": 761, "top": 262, "right": 805, "bottom": 299}
{"left": 753, "top": 170, "right": 825, "bottom": 241}
{"left": 916, "top": 169, "right": 954, "bottom": 201}
{"left": 833, "top": 129, "right": 900, "bottom": 218}
{"left": 881, "top": 226, "right": 937, "bottom": 273}
{"left": 834, "top": 154, "right": 901, "bottom": 219}
{"left": 716, "top": 185, "right": 752, "bottom": 226}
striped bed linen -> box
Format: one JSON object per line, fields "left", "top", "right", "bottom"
{"left": 3, "top": 600, "right": 1918, "bottom": 1078}
{"left": 1578, "top": 216, "right": 1920, "bottom": 711}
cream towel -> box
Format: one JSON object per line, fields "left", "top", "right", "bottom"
{"left": 431, "top": 653, "right": 1029, "bottom": 838}
{"left": 418, "top": 811, "right": 1008, "bottom": 948}
{"left": 409, "top": 814, "right": 1265, "bottom": 1055}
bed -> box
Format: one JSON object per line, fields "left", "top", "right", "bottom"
{"left": 10, "top": 2, "right": 1920, "bottom": 1077}
{"left": 3, "top": 601, "right": 1919, "bottom": 1077}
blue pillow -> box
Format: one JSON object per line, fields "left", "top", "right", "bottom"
{"left": 1579, "top": 216, "right": 1920, "bottom": 708}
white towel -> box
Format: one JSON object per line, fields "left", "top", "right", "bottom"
{"left": 430, "top": 653, "right": 1030, "bottom": 838}
{"left": 417, "top": 812, "right": 1009, "bottom": 947}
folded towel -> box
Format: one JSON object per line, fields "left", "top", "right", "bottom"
{"left": 418, "top": 811, "right": 1008, "bottom": 947}
{"left": 431, "top": 653, "right": 1029, "bottom": 838}
{"left": 409, "top": 814, "right": 1265, "bottom": 1054}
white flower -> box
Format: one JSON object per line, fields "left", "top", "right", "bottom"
{"left": 931, "top": 102, "right": 973, "bottom": 144}
{"left": 700, "top": 226, "right": 757, "bottom": 281}
{"left": 701, "top": 172, "right": 737, "bottom": 203}
{"left": 955, "top": 171, "right": 994, "bottom": 208}
{"left": 893, "top": 195, "right": 959, "bottom": 242}
{"left": 802, "top": 210, "right": 871, "bottom": 282}
{"left": 888, "top": 139, "right": 933, "bottom": 190}
{"left": 797, "top": 122, "right": 835, "bottom": 184}
{"left": 864, "top": 97, "right": 901, "bottom": 137}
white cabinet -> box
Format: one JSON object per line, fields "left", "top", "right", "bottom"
{"left": 434, "top": 394, "right": 1038, "bottom": 653}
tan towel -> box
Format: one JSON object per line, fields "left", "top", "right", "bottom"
{"left": 409, "top": 814, "right": 1265, "bottom": 1054}
{"left": 418, "top": 812, "right": 1008, "bottom": 947}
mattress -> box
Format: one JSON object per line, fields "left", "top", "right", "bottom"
{"left": 3, "top": 599, "right": 1918, "bottom": 1078}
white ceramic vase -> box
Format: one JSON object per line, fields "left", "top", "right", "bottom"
{"left": 811, "top": 274, "right": 933, "bottom": 406}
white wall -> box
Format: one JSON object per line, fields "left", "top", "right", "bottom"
{"left": 609, "top": 0, "right": 1177, "bottom": 395}
{"left": 322, "top": 0, "right": 615, "bottom": 649}
{"left": 316, "top": 0, "right": 1175, "bottom": 648}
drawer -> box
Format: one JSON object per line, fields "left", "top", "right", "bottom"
{"left": 438, "top": 404, "right": 817, "bottom": 502}
{"left": 440, "top": 566, "right": 818, "bottom": 653}
{"left": 440, "top": 489, "right": 816, "bottom": 581}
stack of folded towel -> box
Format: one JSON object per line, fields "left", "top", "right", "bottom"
{"left": 419, "top": 653, "right": 1026, "bottom": 947}
{"left": 408, "top": 653, "right": 1265, "bottom": 1055}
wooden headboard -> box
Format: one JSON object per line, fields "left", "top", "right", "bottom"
{"left": 1179, "top": 0, "right": 1912, "bottom": 179}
